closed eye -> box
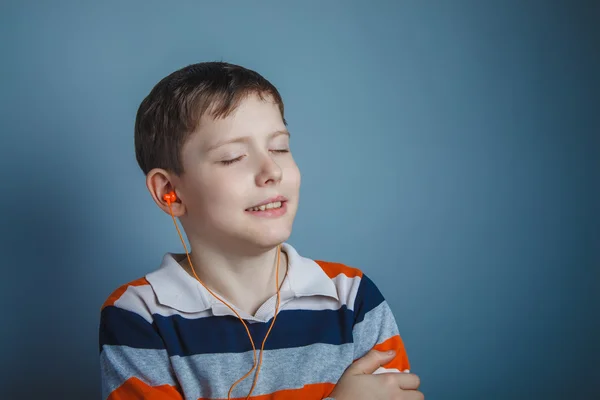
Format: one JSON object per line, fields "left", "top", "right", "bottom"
{"left": 220, "top": 155, "right": 245, "bottom": 165}
{"left": 270, "top": 149, "right": 289, "bottom": 154}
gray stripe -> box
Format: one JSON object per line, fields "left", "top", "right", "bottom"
{"left": 100, "top": 346, "right": 178, "bottom": 399}
{"left": 352, "top": 301, "right": 400, "bottom": 360}
{"left": 101, "top": 342, "right": 358, "bottom": 399}
{"left": 172, "top": 342, "right": 354, "bottom": 399}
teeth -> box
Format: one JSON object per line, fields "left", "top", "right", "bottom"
{"left": 248, "top": 201, "right": 282, "bottom": 212}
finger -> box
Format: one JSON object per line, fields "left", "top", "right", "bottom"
{"left": 346, "top": 350, "right": 396, "bottom": 375}
{"left": 397, "top": 373, "right": 421, "bottom": 390}
{"left": 377, "top": 372, "right": 421, "bottom": 390}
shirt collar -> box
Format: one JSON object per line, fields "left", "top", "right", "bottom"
{"left": 145, "top": 243, "right": 339, "bottom": 313}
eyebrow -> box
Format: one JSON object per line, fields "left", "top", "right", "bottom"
{"left": 207, "top": 130, "right": 290, "bottom": 152}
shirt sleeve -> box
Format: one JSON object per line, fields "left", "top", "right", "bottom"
{"left": 351, "top": 273, "right": 411, "bottom": 373}
{"left": 99, "top": 303, "right": 184, "bottom": 399}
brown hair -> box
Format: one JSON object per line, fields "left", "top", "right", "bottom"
{"left": 134, "top": 62, "right": 286, "bottom": 175}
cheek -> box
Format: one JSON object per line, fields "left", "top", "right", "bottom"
{"left": 200, "top": 172, "right": 250, "bottom": 208}
{"left": 184, "top": 173, "right": 227, "bottom": 212}
{"left": 285, "top": 162, "right": 301, "bottom": 189}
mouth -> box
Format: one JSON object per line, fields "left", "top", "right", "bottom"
{"left": 246, "top": 201, "right": 285, "bottom": 212}
{"left": 245, "top": 196, "right": 288, "bottom": 214}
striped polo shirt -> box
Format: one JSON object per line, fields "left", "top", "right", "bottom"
{"left": 99, "top": 243, "right": 410, "bottom": 399}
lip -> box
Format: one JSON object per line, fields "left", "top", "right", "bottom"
{"left": 246, "top": 195, "right": 288, "bottom": 209}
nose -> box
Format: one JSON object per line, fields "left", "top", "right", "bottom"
{"left": 255, "top": 154, "right": 283, "bottom": 187}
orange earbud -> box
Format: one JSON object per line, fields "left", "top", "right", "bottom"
{"left": 163, "top": 191, "right": 177, "bottom": 205}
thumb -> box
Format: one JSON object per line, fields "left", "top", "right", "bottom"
{"left": 346, "top": 350, "right": 396, "bottom": 375}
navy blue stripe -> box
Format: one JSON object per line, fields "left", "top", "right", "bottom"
{"left": 353, "top": 274, "right": 385, "bottom": 325}
{"left": 99, "top": 306, "right": 165, "bottom": 352}
{"left": 153, "top": 306, "right": 354, "bottom": 357}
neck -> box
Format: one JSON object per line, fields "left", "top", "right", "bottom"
{"left": 181, "top": 239, "right": 287, "bottom": 316}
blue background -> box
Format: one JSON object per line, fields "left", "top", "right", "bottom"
{"left": 0, "top": 1, "right": 598, "bottom": 399}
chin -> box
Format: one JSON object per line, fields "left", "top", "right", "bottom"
{"left": 240, "top": 223, "right": 293, "bottom": 251}
{"left": 253, "top": 229, "right": 292, "bottom": 249}
{"left": 224, "top": 207, "right": 297, "bottom": 252}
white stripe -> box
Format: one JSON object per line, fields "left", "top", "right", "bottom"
{"left": 114, "top": 275, "right": 364, "bottom": 322}
{"left": 279, "top": 295, "right": 342, "bottom": 312}
{"left": 331, "top": 274, "right": 362, "bottom": 311}
{"left": 279, "top": 274, "right": 360, "bottom": 312}
{"left": 113, "top": 284, "right": 213, "bottom": 323}
{"left": 373, "top": 367, "right": 409, "bottom": 374}
{"left": 263, "top": 274, "right": 361, "bottom": 313}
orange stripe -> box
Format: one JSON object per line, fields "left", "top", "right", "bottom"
{"left": 101, "top": 277, "right": 149, "bottom": 310}
{"left": 315, "top": 260, "right": 363, "bottom": 279}
{"left": 109, "top": 380, "right": 335, "bottom": 400}
{"left": 358, "top": 335, "right": 411, "bottom": 372}
{"left": 107, "top": 377, "right": 184, "bottom": 400}
{"left": 109, "top": 380, "right": 336, "bottom": 400}
{"left": 199, "top": 382, "right": 335, "bottom": 400}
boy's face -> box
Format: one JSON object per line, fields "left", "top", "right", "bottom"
{"left": 174, "top": 94, "right": 300, "bottom": 252}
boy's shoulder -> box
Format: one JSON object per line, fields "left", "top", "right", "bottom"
{"left": 100, "top": 252, "right": 196, "bottom": 317}
{"left": 313, "top": 259, "right": 385, "bottom": 304}
{"left": 100, "top": 276, "right": 154, "bottom": 316}
{"left": 313, "top": 259, "right": 365, "bottom": 280}
{"left": 283, "top": 243, "right": 376, "bottom": 302}
{"left": 285, "top": 242, "right": 386, "bottom": 312}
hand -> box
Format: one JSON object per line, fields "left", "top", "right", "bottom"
{"left": 328, "top": 350, "right": 424, "bottom": 400}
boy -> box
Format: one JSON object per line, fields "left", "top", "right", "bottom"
{"left": 99, "top": 62, "right": 423, "bottom": 400}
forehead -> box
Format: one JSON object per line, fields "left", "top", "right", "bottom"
{"left": 195, "top": 94, "right": 285, "bottom": 144}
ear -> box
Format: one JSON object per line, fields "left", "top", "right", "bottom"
{"left": 146, "top": 168, "right": 186, "bottom": 217}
